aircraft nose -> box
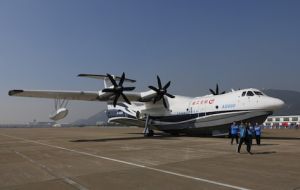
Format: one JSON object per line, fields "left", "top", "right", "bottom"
{"left": 272, "top": 98, "right": 285, "bottom": 110}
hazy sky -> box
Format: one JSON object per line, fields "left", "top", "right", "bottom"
{"left": 0, "top": 0, "right": 300, "bottom": 124}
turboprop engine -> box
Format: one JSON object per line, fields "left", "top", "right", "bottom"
{"left": 49, "top": 108, "right": 68, "bottom": 121}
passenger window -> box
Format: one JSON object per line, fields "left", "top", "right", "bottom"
{"left": 247, "top": 91, "right": 254, "bottom": 96}
{"left": 242, "top": 91, "right": 246, "bottom": 96}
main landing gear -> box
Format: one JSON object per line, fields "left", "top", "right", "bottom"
{"left": 143, "top": 115, "right": 154, "bottom": 137}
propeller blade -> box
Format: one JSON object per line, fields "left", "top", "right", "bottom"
{"left": 166, "top": 93, "right": 175, "bottom": 98}
{"left": 102, "top": 88, "right": 115, "bottom": 93}
{"left": 119, "top": 72, "right": 125, "bottom": 86}
{"left": 157, "top": 95, "right": 163, "bottom": 102}
{"left": 104, "top": 72, "right": 136, "bottom": 106}
{"left": 153, "top": 96, "right": 158, "bottom": 104}
{"left": 149, "top": 75, "right": 174, "bottom": 107}
{"left": 153, "top": 95, "right": 163, "bottom": 104}
{"left": 157, "top": 76, "right": 162, "bottom": 89}
{"left": 163, "top": 81, "right": 171, "bottom": 90}
{"left": 121, "top": 93, "right": 131, "bottom": 105}
{"left": 149, "top": 86, "right": 159, "bottom": 92}
{"left": 113, "top": 94, "right": 120, "bottom": 107}
{"left": 209, "top": 89, "right": 216, "bottom": 95}
{"left": 107, "top": 73, "right": 118, "bottom": 87}
{"left": 162, "top": 97, "right": 168, "bottom": 108}
{"left": 209, "top": 83, "right": 225, "bottom": 95}
{"left": 123, "top": 87, "right": 135, "bottom": 91}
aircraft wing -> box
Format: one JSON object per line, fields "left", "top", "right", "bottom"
{"left": 8, "top": 89, "right": 158, "bottom": 102}
{"left": 9, "top": 90, "right": 101, "bottom": 101}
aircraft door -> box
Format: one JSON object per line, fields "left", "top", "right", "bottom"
{"left": 189, "top": 98, "right": 206, "bottom": 117}
{"left": 189, "top": 99, "right": 198, "bottom": 115}
{"left": 198, "top": 102, "right": 206, "bottom": 116}
{"left": 189, "top": 101, "right": 195, "bottom": 115}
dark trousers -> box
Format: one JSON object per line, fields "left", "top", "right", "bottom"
{"left": 256, "top": 135, "right": 261, "bottom": 145}
{"left": 231, "top": 134, "right": 238, "bottom": 144}
{"left": 237, "top": 137, "right": 245, "bottom": 153}
{"left": 238, "top": 137, "right": 252, "bottom": 153}
{"left": 246, "top": 137, "right": 252, "bottom": 153}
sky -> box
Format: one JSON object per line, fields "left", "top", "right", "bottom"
{"left": 0, "top": 0, "right": 300, "bottom": 124}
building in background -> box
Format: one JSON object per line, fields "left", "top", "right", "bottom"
{"left": 264, "top": 115, "right": 300, "bottom": 128}
{"left": 28, "top": 119, "right": 56, "bottom": 127}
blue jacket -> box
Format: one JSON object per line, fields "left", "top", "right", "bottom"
{"left": 231, "top": 124, "right": 239, "bottom": 135}
{"left": 247, "top": 128, "right": 253, "bottom": 137}
{"left": 255, "top": 126, "right": 261, "bottom": 136}
{"left": 239, "top": 125, "right": 246, "bottom": 138}
{"left": 248, "top": 127, "right": 253, "bottom": 136}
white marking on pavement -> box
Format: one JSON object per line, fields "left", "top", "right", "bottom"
{"left": 15, "top": 150, "right": 89, "bottom": 190}
{"left": 1, "top": 133, "right": 250, "bottom": 190}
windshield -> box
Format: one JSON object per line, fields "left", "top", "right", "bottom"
{"left": 254, "top": 91, "right": 264, "bottom": 96}
{"left": 246, "top": 91, "right": 254, "bottom": 96}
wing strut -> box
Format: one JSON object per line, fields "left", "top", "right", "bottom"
{"left": 50, "top": 98, "right": 70, "bottom": 121}
{"left": 54, "top": 98, "right": 69, "bottom": 110}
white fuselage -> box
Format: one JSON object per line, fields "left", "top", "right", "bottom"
{"left": 107, "top": 88, "right": 284, "bottom": 135}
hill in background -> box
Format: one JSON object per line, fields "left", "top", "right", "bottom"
{"left": 73, "top": 110, "right": 107, "bottom": 125}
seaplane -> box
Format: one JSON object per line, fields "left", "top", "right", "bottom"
{"left": 9, "top": 73, "right": 284, "bottom": 136}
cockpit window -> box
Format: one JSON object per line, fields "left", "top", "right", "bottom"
{"left": 242, "top": 91, "right": 246, "bottom": 96}
{"left": 246, "top": 91, "right": 254, "bottom": 96}
{"left": 254, "top": 91, "right": 264, "bottom": 96}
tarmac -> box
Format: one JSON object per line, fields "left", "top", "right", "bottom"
{"left": 0, "top": 127, "right": 299, "bottom": 190}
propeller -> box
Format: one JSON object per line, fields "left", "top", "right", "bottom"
{"left": 148, "top": 76, "right": 175, "bottom": 108}
{"left": 209, "top": 84, "right": 226, "bottom": 95}
{"left": 102, "top": 72, "right": 135, "bottom": 107}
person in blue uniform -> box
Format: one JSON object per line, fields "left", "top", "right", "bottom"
{"left": 245, "top": 123, "right": 253, "bottom": 154}
{"left": 230, "top": 122, "right": 239, "bottom": 144}
{"left": 249, "top": 122, "right": 255, "bottom": 144}
{"left": 237, "top": 122, "right": 252, "bottom": 154}
{"left": 254, "top": 123, "right": 262, "bottom": 145}
{"left": 237, "top": 122, "right": 246, "bottom": 153}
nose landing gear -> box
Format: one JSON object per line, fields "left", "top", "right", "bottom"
{"left": 143, "top": 115, "right": 154, "bottom": 137}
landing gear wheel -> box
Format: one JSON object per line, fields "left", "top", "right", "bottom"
{"left": 169, "top": 132, "right": 179, "bottom": 136}
{"left": 136, "top": 111, "right": 141, "bottom": 119}
{"left": 148, "top": 129, "right": 154, "bottom": 137}
{"left": 144, "top": 129, "right": 154, "bottom": 137}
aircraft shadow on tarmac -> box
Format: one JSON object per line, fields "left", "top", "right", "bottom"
{"left": 252, "top": 143, "right": 279, "bottom": 146}
{"left": 239, "top": 151, "right": 277, "bottom": 155}
{"left": 262, "top": 137, "right": 300, "bottom": 141}
{"left": 70, "top": 134, "right": 177, "bottom": 143}
{"left": 252, "top": 151, "right": 277, "bottom": 155}
{"left": 70, "top": 135, "right": 300, "bottom": 143}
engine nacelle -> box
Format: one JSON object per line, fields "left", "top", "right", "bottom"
{"left": 49, "top": 108, "right": 68, "bottom": 121}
